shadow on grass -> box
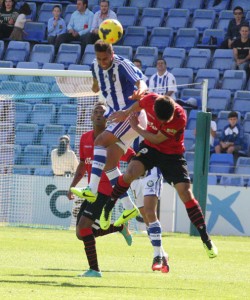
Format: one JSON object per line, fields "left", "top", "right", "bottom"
{"left": 42, "top": 268, "right": 152, "bottom": 274}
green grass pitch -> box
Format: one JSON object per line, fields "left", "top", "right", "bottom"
{"left": 1, "top": 227, "right": 250, "bottom": 300}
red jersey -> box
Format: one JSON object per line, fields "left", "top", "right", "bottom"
{"left": 79, "top": 130, "right": 135, "bottom": 195}
{"left": 139, "top": 93, "right": 186, "bottom": 155}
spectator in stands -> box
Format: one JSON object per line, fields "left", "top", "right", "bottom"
{"left": 87, "top": 0, "right": 117, "bottom": 45}
{"left": 9, "top": 3, "right": 31, "bottom": 41}
{"left": 148, "top": 58, "right": 177, "bottom": 100}
{"left": 51, "top": 135, "right": 78, "bottom": 177}
{"left": 47, "top": 5, "right": 66, "bottom": 45}
{"left": 55, "top": 0, "right": 93, "bottom": 54}
{"left": 220, "top": 6, "right": 249, "bottom": 49}
{"left": 133, "top": 58, "right": 148, "bottom": 83}
{"left": 0, "top": 0, "right": 18, "bottom": 39}
{"left": 232, "top": 25, "right": 250, "bottom": 74}
{"left": 215, "top": 111, "right": 242, "bottom": 155}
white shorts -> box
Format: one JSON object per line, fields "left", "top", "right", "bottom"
{"left": 106, "top": 110, "right": 147, "bottom": 153}
{"left": 130, "top": 167, "right": 163, "bottom": 208}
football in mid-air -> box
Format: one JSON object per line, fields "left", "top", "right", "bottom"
{"left": 98, "top": 19, "right": 123, "bottom": 44}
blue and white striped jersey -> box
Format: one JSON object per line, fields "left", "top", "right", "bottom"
{"left": 91, "top": 55, "right": 143, "bottom": 116}
{"left": 148, "top": 70, "right": 177, "bottom": 99}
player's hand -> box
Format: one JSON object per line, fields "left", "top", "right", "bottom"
{"left": 108, "top": 110, "right": 128, "bottom": 123}
{"left": 129, "top": 112, "right": 139, "bottom": 130}
{"left": 128, "top": 89, "right": 145, "bottom": 101}
{"left": 67, "top": 190, "right": 75, "bottom": 200}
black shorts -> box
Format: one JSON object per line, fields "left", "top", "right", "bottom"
{"left": 76, "top": 192, "right": 110, "bottom": 225}
{"left": 132, "top": 142, "right": 191, "bottom": 186}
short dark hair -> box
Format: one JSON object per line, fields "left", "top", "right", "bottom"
{"left": 154, "top": 96, "right": 175, "bottom": 121}
{"left": 53, "top": 5, "right": 62, "bottom": 11}
{"left": 19, "top": 3, "right": 31, "bottom": 15}
{"left": 100, "top": 0, "right": 109, "bottom": 5}
{"left": 133, "top": 58, "right": 142, "bottom": 65}
{"left": 78, "top": 0, "right": 88, "bottom": 8}
{"left": 228, "top": 111, "right": 238, "bottom": 119}
{"left": 240, "top": 24, "right": 249, "bottom": 30}
{"left": 94, "top": 39, "right": 113, "bottom": 54}
{"left": 233, "top": 6, "right": 244, "bottom": 13}
{"left": 156, "top": 58, "right": 167, "bottom": 65}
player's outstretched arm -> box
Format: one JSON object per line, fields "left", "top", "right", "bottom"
{"left": 92, "top": 77, "right": 100, "bottom": 93}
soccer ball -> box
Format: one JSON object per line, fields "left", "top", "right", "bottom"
{"left": 98, "top": 19, "right": 123, "bottom": 44}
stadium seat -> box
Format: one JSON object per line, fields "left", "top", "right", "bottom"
{"left": 230, "top": 0, "right": 250, "bottom": 11}
{"left": 194, "top": 69, "right": 220, "bottom": 90}
{"left": 57, "top": 104, "right": 77, "bottom": 129}
{"left": 219, "top": 175, "right": 245, "bottom": 186}
{"left": 116, "top": 7, "right": 139, "bottom": 30}
{"left": 139, "top": 8, "right": 164, "bottom": 31}
{"left": 34, "top": 167, "right": 53, "bottom": 176}
{"left": 246, "top": 11, "right": 250, "bottom": 23}
{"left": 4, "top": 41, "right": 30, "bottom": 67}
{"left": 181, "top": 89, "right": 202, "bottom": 108}
{"left": 13, "top": 167, "right": 32, "bottom": 175}
{"left": 24, "top": 22, "right": 46, "bottom": 43}
{"left": 243, "top": 113, "right": 250, "bottom": 135}
{"left": 209, "top": 153, "right": 234, "bottom": 174}
{"left": 81, "top": 44, "right": 95, "bottom": 66}
{"left": 88, "top": 0, "right": 99, "bottom": 10}
{"left": 68, "top": 64, "right": 90, "bottom": 71}
{"left": 40, "top": 63, "right": 65, "bottom": 85}
{"left": 133, "top": 47, "right": 158, "bottom": 70}
{"left": 232, "top": 91, "right": 250, "bottom": 118}
{"left": 207, "top": 89, "right": 231, "bottom": 114}
{"left": 37, "top": 3, "right": 62, "bottom": 24}
{"left": 197, "top": 29, "right": 225, "bottom": 48}
{"left": 235, "top": 157, "right": 250, "bottom": 175}
{"left": 15, "top": 123, "right": 39, "bottom": 146}
{"left": 14, "top": 61, "right": 39, "bottom": 83}
{"left": 113, "top": 45, "right": 133, "bottom": 60}
{"left": 21, "top": 145, "right": 47, "bottom": 166}
{"left": 153, "top": 0, "right": 178, "bottom": 13}
{"left": 174, "top": 28, "right": 199, "bottom": 51}
{"left": 109, "top": 0, "right": 127, "bottom": 12}
{"left": 205, "top": 0, "right": 230, "bottom": 12}
{"left": 24, "top": 82, "right": 50, "bottom": 104}
{"left": 217, "top": 110, "right": 241, "bottom": 120}
{"left": 14, "top": 144, "right": 22, "bottom": 164}
{"left": 68, "top": 125, "right": 76, "bottom": 149}
{"left": 63, "top": 4, "right": 77, "bottom": 25}
{"left": 122, "top": 26, "right": 147, "bottom": 50}
{"left": 30, "top": 104, "right": 56, "bottom": 129}
{"left": 216, "top": 10, "right": 234, "bottom": 32}
{"left": 207, "top": 174, "right": 218, "bottom": 185}
{"left": 29, "top": 44, "right": 55, "bottom": 68}
{"left": 144, "top": 67, "right": 157, "bottom": 78}
{"left": 49, "top": 83, "right": 71, "bottom": 108}
{"left": 185, "top": 151, "right": 195, "bottom": 175}
{"left": 15, "top": 1, "right": 37, "bottom": 21}
{"left": 148, "top": 27, "right": 173, "bottom": 52}
{"left": 221, "top": 70, "right": 246, "bottom": 93}
{"left": 179, "top": 0, "right": 203, "bottom": 14}
{"left": 129, "top": 0, "right": 153, "bottom": 12}
{"left": 211, "top": 49, "right": 234, "bottom": 74}
{"left": 15, "top": 102, "right": 32, "bottom": 124}
{"left": 171, "top": 68, "right": 193, "bottom": 91}
{"left": 165, "top": 9, "right": 189, "bottom": 33}
{"left": 55, "top": 44, "right": 81, "bottom": 69}
{"left": 184, "top": 129, "right": 195, "bottom": 151}
{"left": 0, "top": 81, "right": 23, "bottom": 97}
{"left": 0, "top": 40, "right": 4, "bottom": 60}
{"left": 238, "top": 133, "right": 250, "bottom": 157}
{"left": 162, "top": 47, "right": 186, "bottom": 70}
{"left": 184, "top": 48, "right": 211, "bottom": 73}
{"left": 0, "top": 60, "right": 13, "bottom": 82}
{"left": 190, "top": 9, "right": 216, "bottom": 33}
{"left": 40, "top": 124, "right": 66, "bottom": 147}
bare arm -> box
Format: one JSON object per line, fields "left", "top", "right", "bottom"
{"left": 135, "top": 79, "right": 148, "bottom": 94}
{"left": 92, "top": 77, "right": 100, "bottom": 93}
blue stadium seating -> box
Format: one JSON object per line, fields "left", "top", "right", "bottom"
{"left": 116, "top": 7, "right": 139, "bottom": 30}
{"left": 184, "top": 129, "right": 195, "bottom": 151}
{"left": 14, "top": 62, "right": 39, "bottom": 83}
{"left": 211, "top": 49, "right": 234, "bottom": 74}
{"left": 15, "top": 1, "right": 37, "bottom": 21}
{"left": 144, "top": 67, "right": 157, "bottom": 78}
{"left": 185, "top": 151, "right": 195, "bottom": 175}
{"left": 40, "top": 124, "right": 66, "bottom": 147}
{"left": 68, "top": 125, "right": 76, "bottom": 149}
{"left": 81, "top": 44, "right": 95, "bottom": 66}
{"left": 207, "top": 174, "right": 218, "bottom": 185}
{"left": 30, "top": 104, "right": 56, "bottom": 128}
{"left": 88, "top": 0, "right": 99, "bottom": 10}
{"left": 55, "top": 44, "right": 81, "bottom": 69}
{"left": 232, "top": 91, "right": 250, "bottom": 118}
{"left": 0, "top": 81, "right": 23, "bottom": 96}
{"left": 4, "top": 41, "right": 30, "bottom": 67}
{"left": 216, "top": 10, "right": 234, "bottom": 32}
{"left": 194, "top": 68, "right": 220, "bottom": 90}
{"left": 205, "top": 0, "right": 230, "bottom": 12}
{"left": 0, "top": 40, "right": 4, "bottom": 60}
{"left": 230, "top": 0, "right": 250, "bottom": 11}
{"left": 221, "top": 70, "right": 247, "bottom": 93}
{"left": 184, "top": 48, "right": 211, "bottom": 73}
{"left": 197, "top": 29, "right": 225, "bottom": 48}
{"left": 24, "top": 22, "right": 46, "bottom": 43}
{"left": 15, "top": 102, "right": 32, "bottom": 124}
{"left": 162, "top": 47, "right": 186, "bottom": 70}
{"left": 13, "top": 167, "right": 32, "bottom": 175}
{"left": 109, "top": 0, "right": 127, "bottom": 12}
{"left": 21, "top": 145, "right": 47, "bottom": 166}
{"left": 129, "top": 0, "right": 153, "bottom": 12}
{"left": 209, "top": 153, "right": 234, "bottom": 174}
{"left": 40, "top": 62, "right": 65, "bottom": 85}
{"left": 49, "top": 83, "right": 71, "bottom": 108}
{"left": 165, "top": 9, "right": 189, "bottom": 33}
{"left": 15, "top": 123, "right": 39, "bottom": 146}
{"left": 179, "top": 0, "right": 203, "bottom": 14}
{"left": 190, "top": 9, "right": 216, "bottom": 33}
{"left": 113, "top": 45, "right": 133, "bottom": 60}
{"left": 139, "top": 8, "right": 164, "bottom": 31}
{"left": 122, "top": 26, "right": 147, "bottom": 50}
{"left": 134, "top": 46, "right": 158, "bottom": 70}
{"left": 181, "top": 89, "right": 202, "bottom": 108}
{"left": 0, "top": 60, "right": 13, "bottom": 82}
{"left": 239, "top": 133, "right": 250, "bottom": 157}
{"left": 29, "top": 44, "right": 55, "bottom": 68}
{"left": 219, "top": 175, "right": 245, "bottom": 186}
{"left": 148, "top": 27, "right": 173, "bottom": 52}
{"left": 153, "top": 0, "right": 178, "bottom": 13}
{"left": 24, "top": 82, "right": 50, "bottom": 104}
{"left": 14, "top": 144, "right": 22, "bottom": 164}
{"left": 246, "top": 11, "right": 250, "bottom": 23}
{"left": 207, "top": 89, "right": 231, "bottom": 114}
{"left": 174, "top": 28, "right": 199, "bottom": 51}
{"left": 37, "top": 3, "right": 62, "bottom": 24}
{"left": 63, "top": 4, "right": 77, "bottom": 25}
{"left": 68, "top": 64, "right": 90, "bottom": 71}
{"left": 171, "top": 68, "right": 193, "bottom": 91}
{"left": 34, "top": 167, "right": 53, "bottom": 176}
{"left": 57, "top": 104, "right": 77, "bottom": 129}
{"left": 235, "top": 157, "right": 250, "bottom": 175}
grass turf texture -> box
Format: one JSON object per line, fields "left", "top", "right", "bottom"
{"left": 0, "top": 227, "right": 250, "bottom": 300}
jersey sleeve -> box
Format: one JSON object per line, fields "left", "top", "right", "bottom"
{"left": 118, "top": 59, "right": 143, "bottom": 84}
